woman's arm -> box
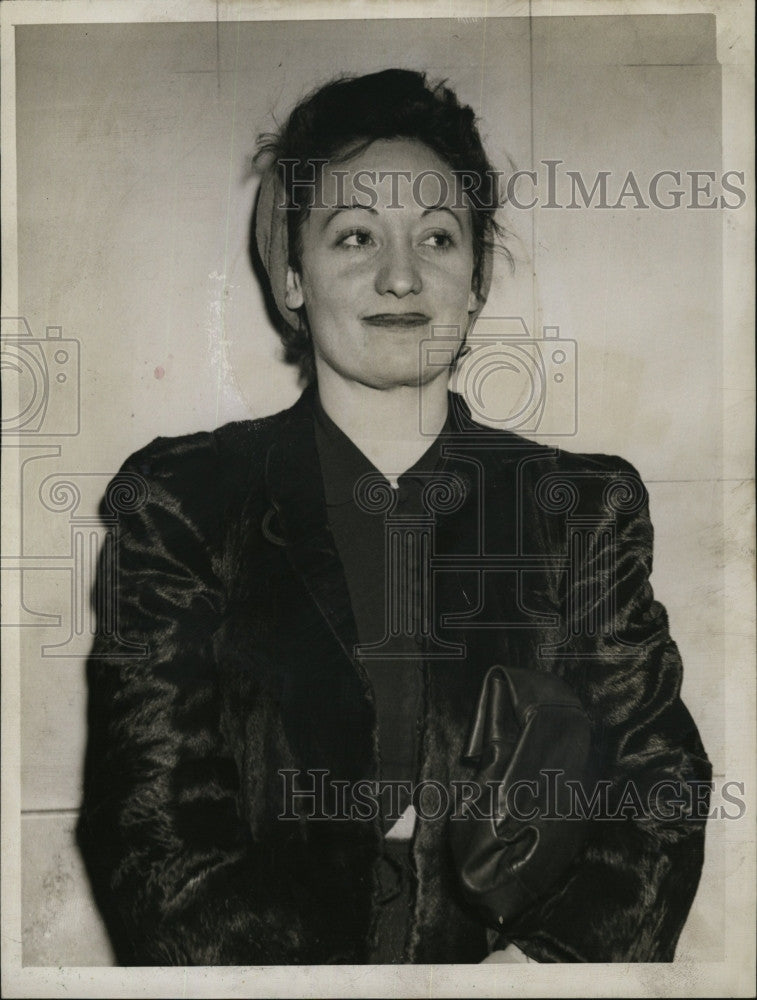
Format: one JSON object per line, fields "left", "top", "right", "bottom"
{"left": 503, "top": 458, "right": 712, "bottom": 962}
{"left": 76, "top": 435, "right": 323, "bottom": 965}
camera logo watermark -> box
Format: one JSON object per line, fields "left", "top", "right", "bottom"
{"left": 2, "top": 316, "right": 146, "bottom": 656}
{"left": 421, "top": 316, "right": 578, "bottom": 436}
{"left": 1, "top": 317, "right": 80, "bottom": 437}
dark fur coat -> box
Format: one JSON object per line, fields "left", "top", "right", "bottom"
{"left": 77, "top": 385, "right": 711, "bottom": 965}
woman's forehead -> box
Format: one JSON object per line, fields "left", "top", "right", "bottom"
{"left": 312, "top": 137, "right": 472, "bottom": 214}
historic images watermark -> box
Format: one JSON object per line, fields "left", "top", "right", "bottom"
{"left": 272, "top": 159, "right": 747, "bottom": 211}
{"left": 278, "top": 769, "right": 745, "bottom": 823}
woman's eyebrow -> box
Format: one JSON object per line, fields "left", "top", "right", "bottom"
{"left": 324, "top": 203, "right": 379, "bottom": 226}
{"left": 421, "top": 205, "right": 464, "bottom": 230}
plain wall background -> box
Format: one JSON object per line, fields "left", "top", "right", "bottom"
{"left": 10, "top": 13, "right": 732, "bottom": 965}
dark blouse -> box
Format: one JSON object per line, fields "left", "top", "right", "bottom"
{"left": 312, "top": 392, "right": 451, "bottom": 826}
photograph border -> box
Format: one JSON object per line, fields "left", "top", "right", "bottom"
{"left": 1, "top": 1, "right": 754, "bottom": 996}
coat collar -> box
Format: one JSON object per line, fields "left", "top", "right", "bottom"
{"left": 264, "top": 384, "right": 361, "bottom": 666}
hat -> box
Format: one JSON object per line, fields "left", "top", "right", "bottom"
{"left": 253, "top": 163, "right": 494, "bottom": 334}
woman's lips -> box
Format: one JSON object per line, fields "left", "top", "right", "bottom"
{"left": 361, "top": 312, "right": 431, "bottom": 328}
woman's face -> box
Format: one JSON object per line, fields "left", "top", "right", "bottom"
{"left": 285, "top": 138, "right": 479, "bottom": 390}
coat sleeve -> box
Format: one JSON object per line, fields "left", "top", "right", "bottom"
{"left": 506, "top": 457, "right": 712, "bottom": 963}
{"left": 76, "top": 436, "right": 326, "bottom": 966}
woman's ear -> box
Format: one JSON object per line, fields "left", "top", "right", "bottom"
{"left": 468, "top": 287, "right": 480, "bottom": 313}
{"left": 285, "top": 267, "right": 305, "bottom": 310}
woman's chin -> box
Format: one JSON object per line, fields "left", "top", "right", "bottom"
{"left": 359, "top": 365, "right": 449, "bottom": 391}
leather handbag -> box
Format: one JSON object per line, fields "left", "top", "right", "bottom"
{"left": 449, "top": 664, "right": 594, "bottom": 928}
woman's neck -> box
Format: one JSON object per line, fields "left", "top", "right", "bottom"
{"left": 315, "top": 371, "right": 450, "bottom": 487}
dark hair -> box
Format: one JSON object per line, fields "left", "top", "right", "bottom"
{"left": 255, "top": 68, "right": 506, "bottom": 380}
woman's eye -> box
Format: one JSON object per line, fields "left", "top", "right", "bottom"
{"left": 421, "top": 231, "right": 454, "bottom": 249}
{"left": 337, "top": 229, "right": 375, "bottom": 248}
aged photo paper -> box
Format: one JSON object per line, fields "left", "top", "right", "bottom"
{"left": 1, "top": 0, "right": 754, "bottom": 996}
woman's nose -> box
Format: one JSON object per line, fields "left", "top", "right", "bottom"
{"left": 374, "top": 244, "right": 422, "bottom": 297}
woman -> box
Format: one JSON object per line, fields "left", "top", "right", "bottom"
{"left": 77, "top": 69, "right": 711, "bottom": 965}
